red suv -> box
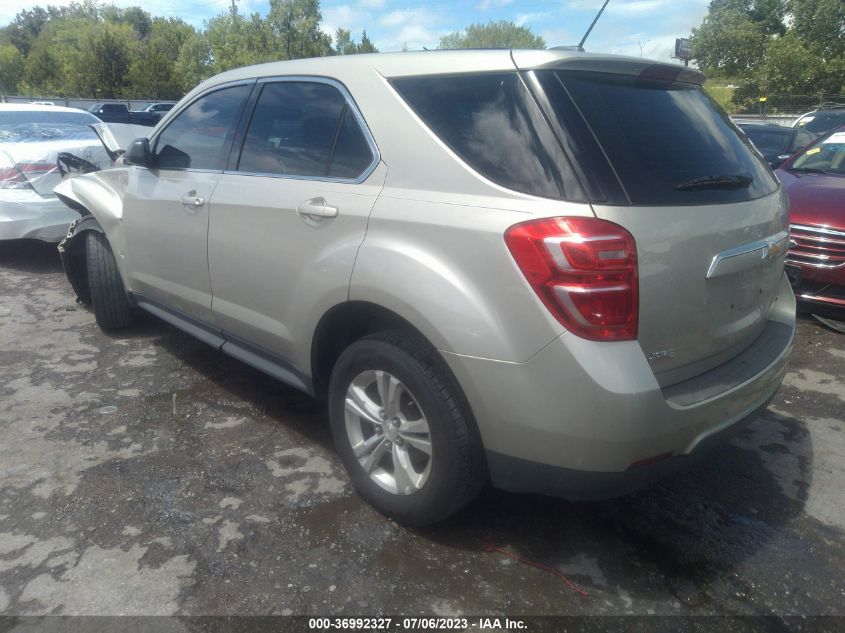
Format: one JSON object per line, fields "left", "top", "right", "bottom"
{"left": 776, "top": 126, "right": 845, "bottom": 313}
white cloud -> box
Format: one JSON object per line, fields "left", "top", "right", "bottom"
{"left": 477, "top": 0, "right": 514, "bottom": 10}
{"left": 375, "top": 7, "right": 448, "bottom": 51}
{"left": 320, "top": 4, "right": 374, "bottom": 39}
{"left": 515, "top": 11, "right": 553, "bottom": 27}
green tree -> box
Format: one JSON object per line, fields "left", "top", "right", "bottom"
{"left": 333, "top": 27, "right": 378, "bottom": 54}
{"left": 175, "top": 30, "right": 212, "bottom": 91}
{"left": 21, "top": 44, "right": 61, "bottom": 95}
{"left": 75, "top": 23, "right": 135, "bottom": 98}
{"left": 266, "top": 0, "right": 332, "bottom": 59}
{"left": 690, "top": 5, "right": 770, "bottom": 77}
{"left": 438, "top": 20, "right": 545, "bottom": 49}
{"left": 0, "top": 44, "right": 24, "bottom": 93}
{"left": 690, "top": 0, "right": 845, "bottom": 98}
{"left": 789, "top": 0, "right": 844, "bottom": 61}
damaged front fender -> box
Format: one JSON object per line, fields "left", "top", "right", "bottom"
{"left": 54, "top": 168, "right": 130, "bottom": 304}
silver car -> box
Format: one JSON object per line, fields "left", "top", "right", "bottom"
{"left": 0, "top": 104, "right": 109, "bottom": 242}
{"left": 55, "top": 50, "right": 796, "bottom": 525}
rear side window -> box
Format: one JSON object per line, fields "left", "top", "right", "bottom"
{"left": 391, "top": 73, "right": 584, "bottom": 201}
{"left": 539, "top": 71, "right": 778, "bottom": 206}
{"left": 237, "top": 81, "right": 374, "bottom": 180}
{"left": 797, "top": 112, "right": 845, "bottom": 134}
{"left": 742, "top": 127, "right": 791, "bottom": 154}
{"left": 154, "top": 84, "right": 251, "bottom": 170}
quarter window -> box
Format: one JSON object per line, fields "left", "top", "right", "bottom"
{"left": 238, "top": 81, "right": 374, "bottom": 179}
{"left": 391, "top": 73, "right": 584, "bottom": 201}
{"left": 154, "top": 84, "right": 251, "bottom": 171}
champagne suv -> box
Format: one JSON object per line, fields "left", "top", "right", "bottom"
{"left": 56, "top": 49, "right": 795, "bottom": 525}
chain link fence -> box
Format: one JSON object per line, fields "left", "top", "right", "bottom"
{"left": 0, "top": 96, "right": 175, "bottom": 111}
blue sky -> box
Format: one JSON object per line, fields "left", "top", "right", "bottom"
{"left": 2, "top": 0, "right": 711, "bottom": 63}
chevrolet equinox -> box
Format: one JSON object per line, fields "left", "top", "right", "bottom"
{"left": 55, "top": 50, "right": 796, "bottom": 525}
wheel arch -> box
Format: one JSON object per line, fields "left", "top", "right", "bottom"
{"left": 311, "top": 301, "right": 429, "bottom": 399}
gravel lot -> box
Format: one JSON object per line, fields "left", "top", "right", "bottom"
{"left": 1, "top": 239, "right": 844, "bottom": 619}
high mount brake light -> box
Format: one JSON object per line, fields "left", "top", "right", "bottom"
{"left": 505, "top": 217, "right": 639, "bottom": 341}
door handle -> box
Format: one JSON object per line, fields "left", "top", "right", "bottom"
{"left": 180, "top": 194, "right": 205, "bottom": 209}
{"left": 297, "top": 197, "right": 338, "bottom": 220}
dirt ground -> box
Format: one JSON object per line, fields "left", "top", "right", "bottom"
{"left": 1, "top": 239, "right": 844, "bottom": 619}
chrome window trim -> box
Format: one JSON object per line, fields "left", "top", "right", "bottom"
{"left": 148, "top": 79, "right": 258, "bottom": 174}
{"left": 224, "top": 75, "right": 381, "bottom": 185}
{"left": 790, "top": 223, "right": 845, "bottom": 239}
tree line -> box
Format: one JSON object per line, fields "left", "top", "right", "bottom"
{"left": 0, "top": 0, "right": 548, "bottom": 101}
{"left": 690, "top": 0, "right": 844, "bottom": 105}
{"left": 0, "top": 0, "right": 379, "bottom": 99}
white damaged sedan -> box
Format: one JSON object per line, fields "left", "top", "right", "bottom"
{"left": 0, "top": 104, "right": 112, "bottom": 242}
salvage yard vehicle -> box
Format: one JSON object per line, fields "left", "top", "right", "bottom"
{"left": 55, "top": 49, "right": 795, "bottom": 525}
{"left": 793, "top": 107, "right": 845, "bottom": 137}
{"left": 87, "top": 103, "right": 161, "bottom": 126}
{"left": 0, "top": 104, "right": 112, "bottom": 241}
{"left": 737, "top": 122, "right": 816, "bottom": 169}
{"left": 777, "top": 127, "right": 845, "bottom": 315}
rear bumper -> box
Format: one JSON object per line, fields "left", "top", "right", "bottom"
{"left": 442, "top": 273, "right": 796, "bottom": 499}
{"left": 0, "top": 195, "right": 80, "bottom": 242}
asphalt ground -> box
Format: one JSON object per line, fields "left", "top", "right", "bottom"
{"left": 0, "top": 239, "right": 843, "bottom": 624}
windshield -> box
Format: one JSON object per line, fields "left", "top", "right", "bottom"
{"left": 0, "top": 111, "right": 99, "bottom": 127}
{"left": 795, "top": 112, "right": 845, "bottom": 134}
{"left": 537, "top": 70, "right": 778, "bottom": 205}
{"left": 789, "top": 130, "right": 845, "bottom": 175}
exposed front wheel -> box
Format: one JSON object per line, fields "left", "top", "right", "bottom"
{"left": 86, "top": 232, "right": 133, "bottom": 330}
{"left": 328, "top": 331, "right": 486, "bottom": 525}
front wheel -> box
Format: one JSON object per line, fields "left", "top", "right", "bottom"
{"left": 328, "top": 331, "right": 486, "bottom": 525}
{"left": 86, "top": 232, "right": 133, "bottom": 330}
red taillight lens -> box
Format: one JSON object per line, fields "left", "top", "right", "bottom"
{"left": 0, "top": 162, "right": 53, "bottom": 189}
{"left": 505, "top": 216, "right": 638, "bottom": 341}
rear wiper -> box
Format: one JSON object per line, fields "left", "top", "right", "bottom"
{"left": 675, "top": 174, "right": 753, "bottom": 191}
{"left": 786, "top": 167, "right": 830, "bottom": 175}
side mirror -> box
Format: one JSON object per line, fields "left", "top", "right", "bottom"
{"left": 124, "top": 137, "right": 152, "bottom": 167}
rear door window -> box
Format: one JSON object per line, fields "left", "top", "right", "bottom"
{"left": 237, "top": 81, "right": 374, "bottom": 180}
{"left": 391, "top": 73, "right": 584, "bottom": 201}
{"left": 537, "top": 71, "right": 778, "bottom": 206}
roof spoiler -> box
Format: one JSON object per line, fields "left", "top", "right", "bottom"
{"left": 512, "top": 50, "right": 706, "bottom": 85}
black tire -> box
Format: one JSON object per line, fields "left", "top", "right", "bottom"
{"left": 328, "top": 330, "right": 486, "bottom": 526}
{"left": 86, "top": 231, "right": 133, "bottom": 330}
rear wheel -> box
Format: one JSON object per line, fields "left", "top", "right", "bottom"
{"left": 328, "top": 331, "right": 486, "bottom": 525}
{"left": 86, "top": 232, "right": 132, "bottom": 330}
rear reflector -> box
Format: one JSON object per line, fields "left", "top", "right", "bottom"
{"left": 505, "top": 216, "right": 639, "bottom": 341}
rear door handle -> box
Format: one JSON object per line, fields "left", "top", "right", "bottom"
{"left": 297, "top": 197, "right": 338, "bottom": 220}
{"left": 180, "top": 194, "right": 205, "bottom": 209}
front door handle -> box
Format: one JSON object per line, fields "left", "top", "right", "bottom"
{"left": 297, "top": 197, "right": 338, "bottom": 220}
{"left": 180, "top": 194, "right": 205, "bottom": 209}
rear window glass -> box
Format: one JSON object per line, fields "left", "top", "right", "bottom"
{"left": 0, "top": 111, "right": 99, "bottom": 127}
{"left": 391, "top": 73, "right": 584, "bottom": 201}
{"left": 238, "top": 82, "right": 373, "bottom": 180}
{"left": 541, "top": 71, "right": 778, "bottom": 206}
{"left": 796, "top": 112, "right": 845, "bottom": 134}
{"left": 742, "top": 127, "right": 791, "bottom": 155}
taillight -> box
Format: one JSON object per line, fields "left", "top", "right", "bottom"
{"left": 0, "top": 161, "right": 53, "bottom": 189}
{"left": 505, "top": 216, "right": 638, "bottom": 341}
